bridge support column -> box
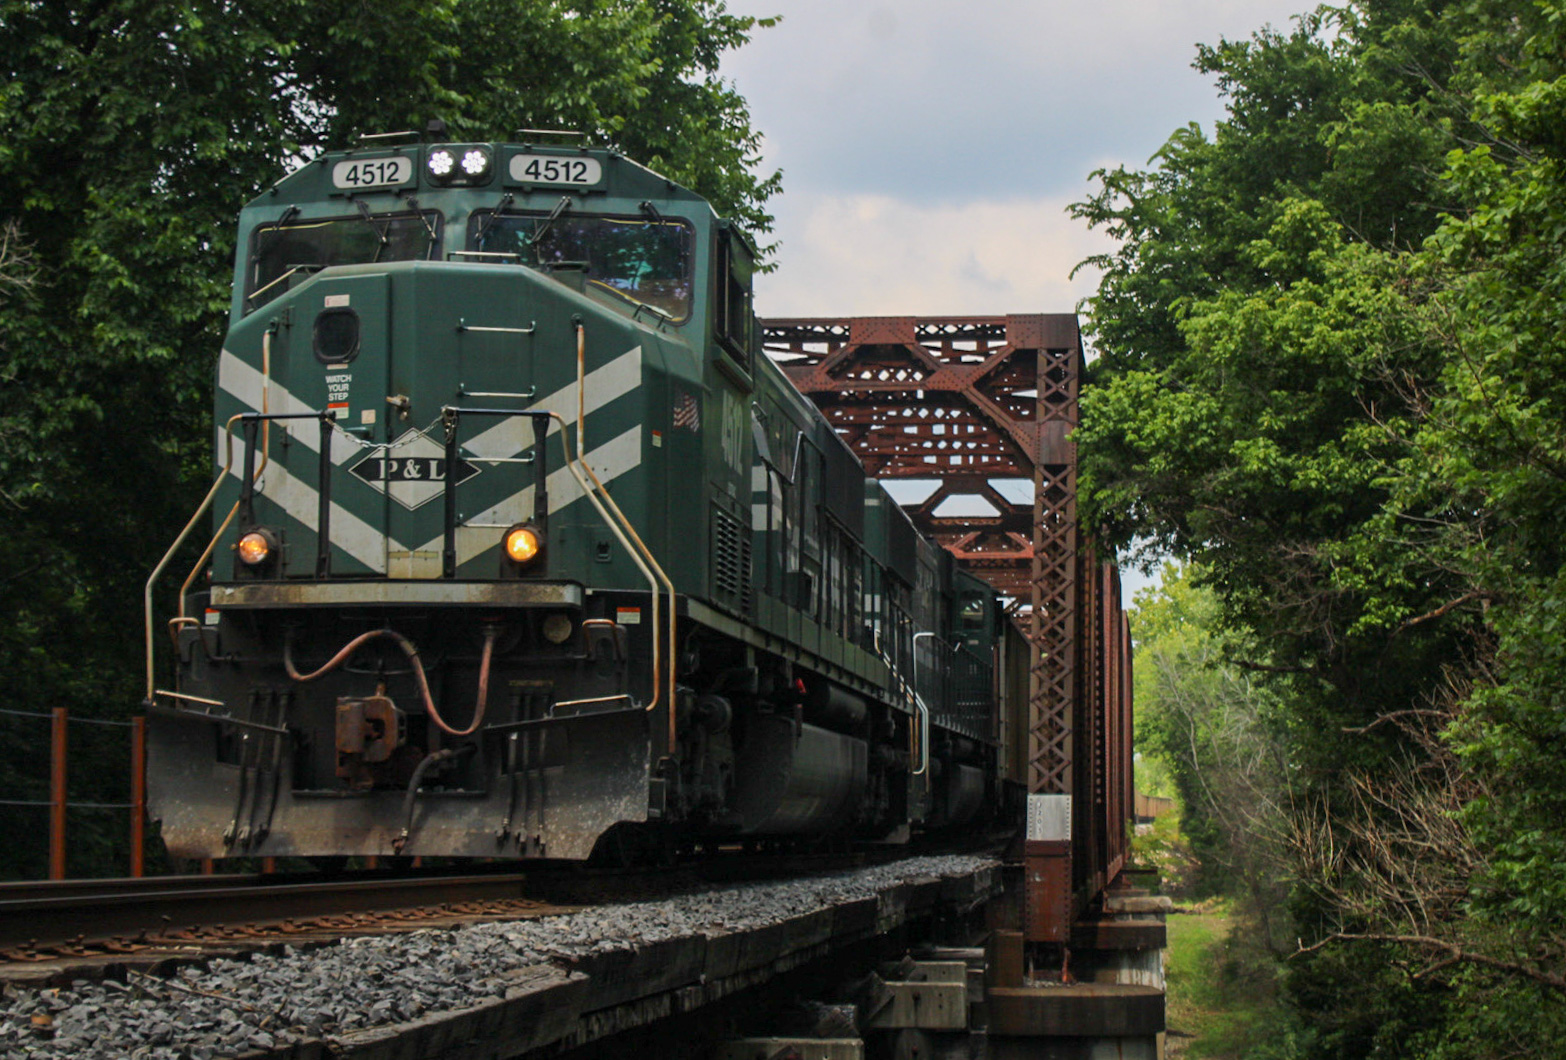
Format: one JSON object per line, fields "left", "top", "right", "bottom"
{"left": 984, "top": 870, "right": 1167, "bottom": 1058}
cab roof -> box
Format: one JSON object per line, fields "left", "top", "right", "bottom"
{"left": 250, "top": 141, "right": 712, "bottom": 213}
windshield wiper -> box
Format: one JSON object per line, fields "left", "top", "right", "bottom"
{"left": 403, "top": 197, "right": 440, "bottom": 250}
{"left": 252, "top": 205, "right": 300, "bottom": 267}
{"left": 529, "top": 196, "right": 573, "bottom": 259}
{"left": 245, "top": 263, "right": 324, "bottom": 312}
{"left": 354, "top": 200, "right": 390, "bottom": 261}
{"left": 473, "top": 194, "right": 516, "bottom": 247}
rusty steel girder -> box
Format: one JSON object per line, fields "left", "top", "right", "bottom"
{"left": 763, "top": 316, "right": 1057, "bottom": 599}
{"left": 762, "top": 314, "right": 1133, "bottom": 945}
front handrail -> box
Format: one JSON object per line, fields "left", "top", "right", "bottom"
{"left": 438, "top": 408, "right": 552, "bottom": 579}
{"left": 567, "top": 323, "right": 678, "bottom": 752}
{"left": 235, "top": 410, "right": 338, "bottom": 577}
{"left": 144, "top": 413, "right": 249, "bottom": 701}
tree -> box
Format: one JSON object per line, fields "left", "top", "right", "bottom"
{"left": 1132, "top": 565, "right": 1291, "bottom": 900}
{"left": 0, "top": 0, "right": 779, "bottom": 877}
{"left": 1074, "top": 0, "right": 1566, "bottom": 1053}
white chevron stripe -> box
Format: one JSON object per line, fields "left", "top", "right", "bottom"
{"left": 216, "top": 345, "right": 644, "bottom": 466}
{"left": 238, "top": 462, "right": 390, "bottom": 572}
{"left": 463, "top": 345, "right": 643, "bottom": 459}
{"left": 215, "top": 343, "right": 647, "bottom": 573}
{"left": 414, "top": 427, "right": 644, "bottom": 567}
{"left": 216, "top": 350, "right": 360, "bottom": 465}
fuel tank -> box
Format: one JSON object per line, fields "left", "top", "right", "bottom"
{"left": 731, "top": 712, "right": 869, "bottom": 835}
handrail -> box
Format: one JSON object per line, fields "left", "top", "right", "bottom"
{"left": 870, "top": 628, "right": 928, "bottom": 779}
{"left": 457, "top": 321, "right": 536, "bottom": 335}
{"left": 516, "top": 129, "right": 588, "bottom": 140}
{"left": 448, "top": 251, "right": 524, "bottom": 262}
{"left": 438, "top": 408, "right": 552, "bottom": 578}
{"left": 459, "top": 386, "right": 537, "bottom": 400}
{"left": 143, "top": 413, "right": 249, "bottom": 701}
{"left": 544, "top": 410, "right": 665, "bottom": 721}
{"left": 231, "top": 410, "right": 337, "bottom": 577}
{"left": 911, "top": 631, "right": 934, "bottom": 777}
{"left": 181, "top": 328, "right": 276, "bottom": 619}
{"left": 151, "top": 326, "right": 283, "bottom": 698}
{"left": 569, "top": 323, "right": 679, "bottom": 752}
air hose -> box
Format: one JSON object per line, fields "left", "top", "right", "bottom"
{"left": 283, "top": 626, "right": 496, "bottom": 736}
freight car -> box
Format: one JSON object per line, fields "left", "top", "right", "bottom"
{"left": 144, "top": 130, "right": 1019, "bottom": 863}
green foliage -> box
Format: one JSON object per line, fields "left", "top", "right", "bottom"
{"left": 1130, "top": 805, "right": 1197, "bottom": 894}
{"left": 1409, "top": 0, "right": 1566, "bottom": 1007}
{"left": 1132, "top": 566, "right": 1290, "bottom": 899}
{"left": 1079, "top": 0, "right": 1566, "bottom": 1053}
{"left": 0, "top": 0, "right": 778, "bottom": 878}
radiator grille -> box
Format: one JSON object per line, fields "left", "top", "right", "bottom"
{"left": 710, "top": 503, "right": 753, "bottom": 617}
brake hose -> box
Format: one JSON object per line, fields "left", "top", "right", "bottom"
{"left": 283, "top": 627, "right": 496, "bottom": 737}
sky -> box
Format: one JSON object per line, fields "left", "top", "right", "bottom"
{"left": 720, "top": 0, "right": 1309, "bottom": 602}
{"left": 720, "top": 0, "right": 1309, "bottom": 319}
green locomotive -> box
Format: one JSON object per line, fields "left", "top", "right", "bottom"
{"left": 145, "top": 133, "right": 1001, "bottom": 862}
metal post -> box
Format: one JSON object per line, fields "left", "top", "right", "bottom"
{"left": 317, "top": 413, "right": 334, "bottom": 578}
{"left": 443, "top": 410, "right": 460, "bottom": 578}
{"left": 531, "top": 414, "right": 549, "bottom": 534}
{"left": 238, "top": 417, "right": 260, "bottom": 527}
{"left": 49, "top": 707, "right": 67, "bottom": 880}
{"left": 131, "top": 716, "right": 147, "bottom": 878}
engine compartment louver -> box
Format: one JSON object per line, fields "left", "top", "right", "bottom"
{"left": 710, "top": 503, "right": 753, "bottom": 618}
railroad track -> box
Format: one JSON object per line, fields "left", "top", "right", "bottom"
{"left": 0, "top": 868, "right": 563, "bottom": 965}
{"left": 0, "top": 830, "right": 1014, "bottom": 971}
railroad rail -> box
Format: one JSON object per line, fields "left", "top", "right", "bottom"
{"left": 0, "top": 868, "right": 562, "bottom": 966}
{"left": 0, "top": 833, "right": 1010, "bottom": 971}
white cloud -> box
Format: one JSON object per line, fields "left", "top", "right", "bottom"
{"left": 755, "top": 191, "right": 1115, "bottom": 318}
{"left": 722, "top": 0, "right": 1310, "bottom": 317}
{"left": 725, "top": 0, "right": 1309, "bottom": 201}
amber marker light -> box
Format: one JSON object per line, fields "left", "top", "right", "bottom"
{"left": 503, "top": 524, "right": 542, "bottom": 565}
{"left": 237, "top": 528, "right": 278, "bottom": 566}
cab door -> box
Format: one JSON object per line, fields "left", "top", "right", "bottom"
{"left": 282, "top": 273, "right": 392, "bottom": 576}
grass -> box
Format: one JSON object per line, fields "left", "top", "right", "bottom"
{"left": 1165, "top": 899, "right": 1296, "bottom": 1059}
{"left": 1137, "top": 805, "right": 1294, "bottom": 1060}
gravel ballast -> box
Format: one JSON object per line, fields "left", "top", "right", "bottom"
{"left": 1, "top": 854, "right": 996, "bottom": 1059}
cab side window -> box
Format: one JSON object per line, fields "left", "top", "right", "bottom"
{"left": 716, "top": 230, "right": 754, "bottom": 372}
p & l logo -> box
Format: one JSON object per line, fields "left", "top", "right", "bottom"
{"left": 349, "top": 430, "right": 480, "bottom": 510}
{"left": 354, "top": 456, "right": 473, "bottom": 482}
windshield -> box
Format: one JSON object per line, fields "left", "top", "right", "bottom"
{"left": 247, "top": 211, "right": 440, "bottom": 312}
{"left": 470, "top": 211, "right": 694, "bottom": 321}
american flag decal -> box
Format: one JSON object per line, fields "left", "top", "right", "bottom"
{"left": 673, "top": 391, "right": 700, "bottom": 431}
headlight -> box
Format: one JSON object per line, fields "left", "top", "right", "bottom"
{"left": 503, "top": 524, "right": 543, "bottom": 565}
{"left": 426, "top": 144, "right": 492, "bottom": 186}
{"left": 237, "top": 528, "right": 279, "bottom": 566}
